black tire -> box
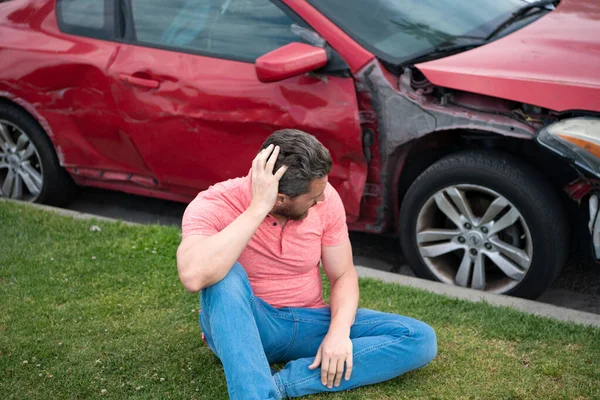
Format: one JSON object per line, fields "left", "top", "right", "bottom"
{"left": 399, "top": 150, "right": 569, "bottom": 299}
{"left": 0, "top": 103, "right": 76, "bottom": 206}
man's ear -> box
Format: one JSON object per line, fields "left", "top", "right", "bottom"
{"left": 275, "top": 194, "right": 287, "bottom": 206}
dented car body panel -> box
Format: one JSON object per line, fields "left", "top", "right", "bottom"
{"left": 0, "top": 0, "right": 599, "bottom": 236}
{"left": 108, "top": 42, "right": 366, "bottom": 219}
{"left": 0, "top": 1, "right": 154, "bottom": 179}
{"left": 349, "top": 60, "right": 538, "bottom": 232}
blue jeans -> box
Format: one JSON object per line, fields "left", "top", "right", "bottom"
{"left": 200, "top": 263, "right": 437, "bottom": 399}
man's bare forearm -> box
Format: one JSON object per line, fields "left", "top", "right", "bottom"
{"left": 328, "top": 268, "right": 359, "bottom": 333}
{"left": 177, "top": 205, "right": 267, "bottom": 292}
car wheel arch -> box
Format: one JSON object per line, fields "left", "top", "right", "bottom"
{"left": 0, "top": 94, "right": 60, "bottom": 152}
{"left": 390, "top": 129, "right": 576, "bottom": 230}
{"left": 0, "top": 94, "right": 77, "bottom": 205}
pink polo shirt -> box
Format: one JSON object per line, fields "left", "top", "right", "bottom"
{"left": 181, "top": 174, "right": 349, "bottom": 309}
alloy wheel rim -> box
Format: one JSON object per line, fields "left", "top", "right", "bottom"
{"left": 416, "top": 184, "right": 533, "bottom": 294}
{"left": 0, "top": 120, "right": 44, "bottom": 201}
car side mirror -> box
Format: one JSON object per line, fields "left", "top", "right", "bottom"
{"left": 255, "top": 43, "right": 328, "bottom": 83}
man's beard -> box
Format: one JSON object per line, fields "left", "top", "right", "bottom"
{"left": 273, "top": 204, "right": 309, "bottom": 221}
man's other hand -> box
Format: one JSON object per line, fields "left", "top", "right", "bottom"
{"left": 308, "top": 329, "right": 353, "bottom": 388}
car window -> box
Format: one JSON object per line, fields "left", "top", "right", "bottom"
{"left": 56, "top": 0, "right": 113, "bottom": 39}
{"left": 130, "top": 0, "right": 307, "bottom": 62}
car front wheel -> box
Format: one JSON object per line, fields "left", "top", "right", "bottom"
{"left": 399, "top": 150, "right": 569, "bottom": 299}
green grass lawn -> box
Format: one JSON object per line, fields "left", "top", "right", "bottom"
{"left": 1, "top": 201, "right": 599, "bottom": 400}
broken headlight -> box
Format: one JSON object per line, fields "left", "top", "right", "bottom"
{"left": 536, "top": 117, "right": 600, "bottom": 178}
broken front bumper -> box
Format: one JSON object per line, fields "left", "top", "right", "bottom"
{"left": 535, "top": 118, "right": 600, "bottom": 260}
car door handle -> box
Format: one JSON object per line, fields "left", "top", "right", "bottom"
{"left": 119, "top": 74, "right": 160, "bottom": 89}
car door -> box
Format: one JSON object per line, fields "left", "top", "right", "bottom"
{"left": 107, "top": 0, "right": 366, "bottom": 219}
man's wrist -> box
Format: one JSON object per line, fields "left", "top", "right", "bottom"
{"left": 328, "top": 321, "right": 352, "bottom": 336}
{"left": 246, "top": 203, "right": 271, "bottom": 220}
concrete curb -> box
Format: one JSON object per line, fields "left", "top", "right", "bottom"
{"left": 355, "top": 266, "right": 600, "bottom": 328}
{"left": 4, "top": 199, "right": 599, "bottom": 328}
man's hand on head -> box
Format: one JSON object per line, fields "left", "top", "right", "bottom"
{"left": 249, "top": 144, "right": 288, "bottom": 215}
{"left": 308, "top": 327, "right": 353, "bottom": 388}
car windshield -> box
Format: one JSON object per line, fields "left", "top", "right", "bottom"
{"left": 308, "top": 0, "right": 543, "bottom": 65}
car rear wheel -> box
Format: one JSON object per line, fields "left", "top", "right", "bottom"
{"left": 399, "top": 150, "right": 569, "bottom": 299}
{"left": 0, "top": 104, "right": 75, "bottom": 206}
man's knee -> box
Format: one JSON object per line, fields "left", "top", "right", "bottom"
{"left": 381, "top": 316, "right": 437, "bottom": 368}
{"left": 202, "top": 262, "right": 252, "bottom": 301}
{"left": 413, "top": 320, "right": 437, "bottom": 367}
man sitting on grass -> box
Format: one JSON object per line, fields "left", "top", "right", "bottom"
{"left": 176, "top": 129, "right": 437, "bottom": 399}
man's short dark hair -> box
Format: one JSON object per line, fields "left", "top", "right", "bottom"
{"left": 259, "top": 129, "right": 333, "bottom": 197}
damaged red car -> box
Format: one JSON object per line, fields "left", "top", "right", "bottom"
{"left": 1, "top": 0, "right": 599, "bottom": 299}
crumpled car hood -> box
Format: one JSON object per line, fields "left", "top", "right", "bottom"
{"left": 416, "top": 0, "right": 600, "bottom": 112}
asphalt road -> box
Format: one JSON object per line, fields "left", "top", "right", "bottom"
{"left": 67, "top": 187, "right": 600, "bottom": 315}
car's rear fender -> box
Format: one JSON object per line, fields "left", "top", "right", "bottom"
{"left": 0, "top": 92, "right": 63, "bottom": 158}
